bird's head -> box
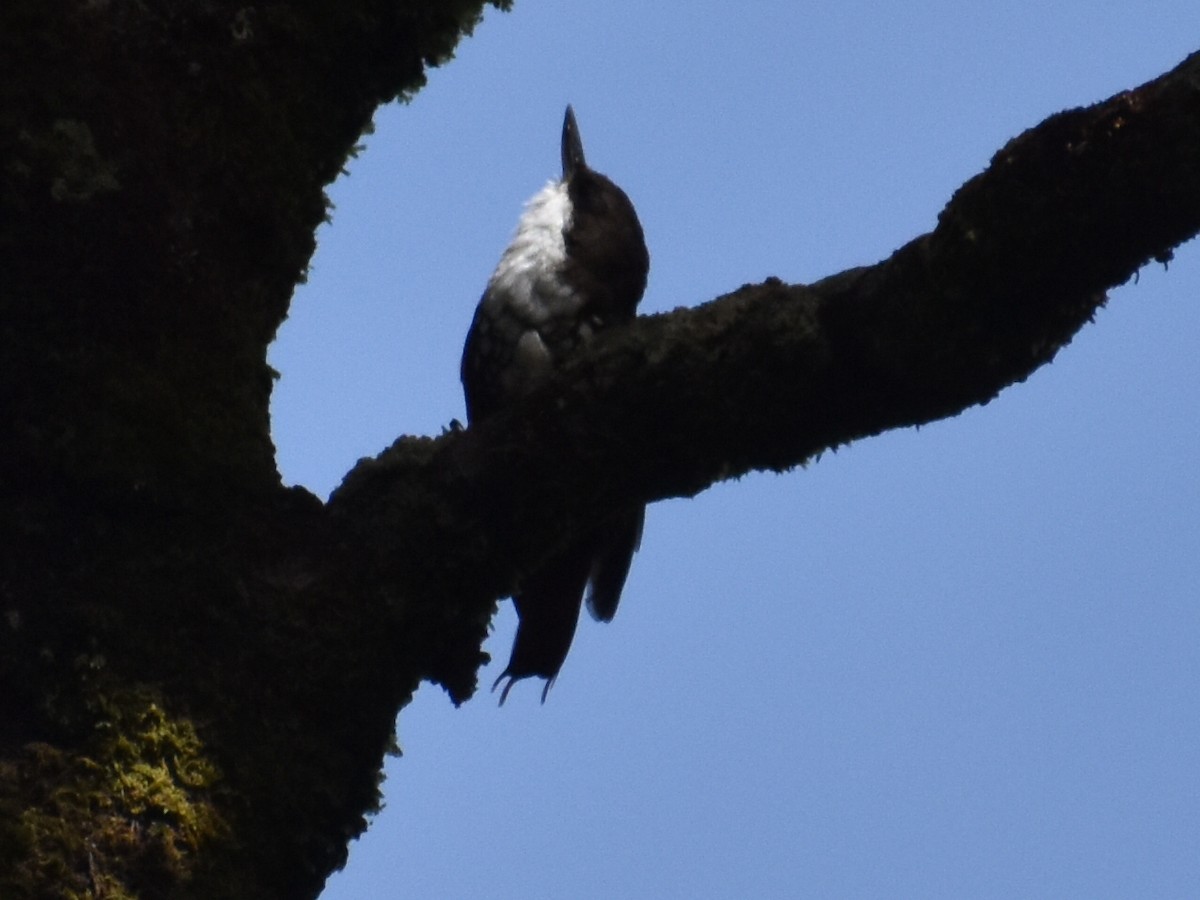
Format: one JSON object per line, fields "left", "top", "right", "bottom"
{"left": 557, "top": 105, "right": 649, "bottom": 319}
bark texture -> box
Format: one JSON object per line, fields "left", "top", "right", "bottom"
{"left": 1, "top": 2, "right": 1198, "bottom": 896}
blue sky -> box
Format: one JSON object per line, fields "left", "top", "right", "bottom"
{"left": 269, "top": 4, "right": 1200, "bottom": 897}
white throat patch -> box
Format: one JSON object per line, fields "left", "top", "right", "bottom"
{"left": 484, "top": 180, "right": 582, "bottom": 325}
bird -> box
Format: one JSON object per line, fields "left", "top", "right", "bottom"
{"left": 461, "top": 106, "right": 650, "bottom": 703}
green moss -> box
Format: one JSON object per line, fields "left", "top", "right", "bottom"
{"left": 0, "top": 682, "right": 226, "bottom": 899}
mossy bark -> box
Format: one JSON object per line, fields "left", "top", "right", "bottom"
{"left": 1, "top": 4, "right": 1198, "bottom": 898}
{"left": 2, "top": 2, "right": 506, "bottom": 897}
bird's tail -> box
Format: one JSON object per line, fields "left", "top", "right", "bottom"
{"left": 493, "top": 506, "right": 645, "bottom": 703}
{"left": 586, "top": 505, "right": 645, "bottom": 622}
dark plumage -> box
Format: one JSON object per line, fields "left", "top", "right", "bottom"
{"left": 461, "top": 106, "right": 649, "bottom": 702}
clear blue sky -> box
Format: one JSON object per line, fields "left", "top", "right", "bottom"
{"left": 269, "top": 4, "right": 1200, "bottom": 898}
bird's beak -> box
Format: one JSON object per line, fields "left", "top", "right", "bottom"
{"left": 561, "top": 105, "right": 586, "bottom": 180}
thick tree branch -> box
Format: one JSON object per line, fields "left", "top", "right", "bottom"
{"left": 332, "top": 50, "right": 1200, "bottom": 700}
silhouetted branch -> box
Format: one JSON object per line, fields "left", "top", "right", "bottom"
{"left": 333, "top": 49, "right": 1200, "bottom": 700}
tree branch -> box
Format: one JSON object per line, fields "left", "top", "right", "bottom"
{"left": 331, "top": 49, "right": 1200, "bottom": 700}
